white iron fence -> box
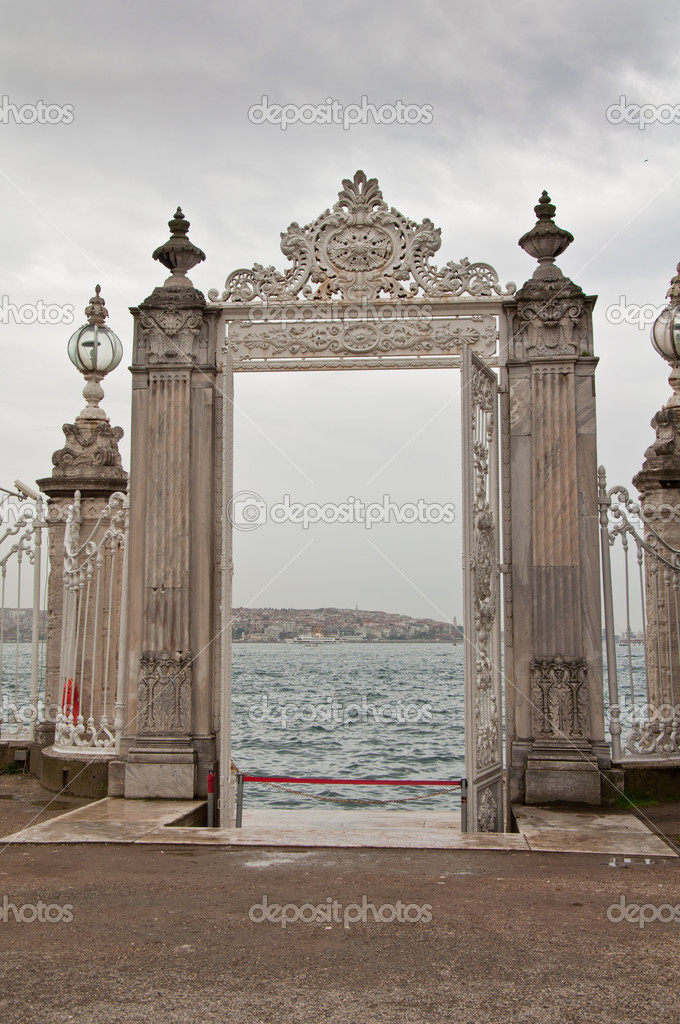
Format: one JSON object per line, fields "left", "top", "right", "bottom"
{"left": 0, "top": 486, "right": 47, "bottom": 744}
{"left": 54, "top": 490, "right": 129, "bottom": 754}
{"left": 599, "top": 467, "right": 680, "bottom": 762}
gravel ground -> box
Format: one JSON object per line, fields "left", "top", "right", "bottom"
{"left": 1, "top": 774, "right": 679, "bottom": 1024}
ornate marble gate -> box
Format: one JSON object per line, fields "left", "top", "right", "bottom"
{"left": 209, "top": 172, "right": 512, "bottom": 830}
{"left": 122, "top": 174, "right": 610, "bottom": 820}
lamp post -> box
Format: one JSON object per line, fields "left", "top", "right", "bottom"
{"left": 67, "top": 285, "right": 123, "bottom": 420}
{"left": 651, "top": 263, "right": 680, "bottom": 407}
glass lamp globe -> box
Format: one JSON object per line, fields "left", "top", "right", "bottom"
{"left": 651, "top": 305, "right": 680, "bottom": 364}
{"left": 68, "top": 286, "right": 123, "bottom": 421}
{"left": 67, "top": 321, "right": 123, "bottom": 375}
{"left": 650, "top": 263, "right": 680, "bottom": 408}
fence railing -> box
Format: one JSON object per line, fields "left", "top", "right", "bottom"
{"left": 53, "top": 490, "right": 129, "bottom": 755}
{"left": 599, "top": 466, "right": 680, "bottom": 761}
{"left": 0, "top": 486, "right": 46, "bottom": 744}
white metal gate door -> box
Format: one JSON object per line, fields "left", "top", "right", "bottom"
{"left": 461, "top": 347, "right": 504, "bottom": 832}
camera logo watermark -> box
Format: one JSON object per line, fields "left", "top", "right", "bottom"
{"left": 0, "top": 297, "right": 75, "bottom": 326}
{"left": 245, "top": 301, "right": 433, "bottom": 324}
{"left": 249, "top": 895, "right": 432, "bottom": 929}
{"left": 605, "top": 95, "right": 680, "bottom": 130}
{"left": 607, "top": 895, "right": 680, "bottom": 928}
{"left": 0, "top": 97, "right": 74, "bottom": 126}
{"left": 0, "top": 897, "right": 73, "bottom": 924}
{"left": 248, "top": 695, "right": 433, "bottom": 728}
{"left": 228, "top": 492, "right": 456, "bottom": 532}
{"left": 249, "top": 95, "right": 434, "bottom": 131}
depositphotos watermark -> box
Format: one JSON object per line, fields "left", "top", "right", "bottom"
{"left": 0, "top": 297, "right": 75, "bottom": 326}
{"left": 249, "top": 895, "right": 432, "bottom": 929}
{"left": 0, "top": 897, "right": 73, "bottom": 924}
{"left": 227, "top": 493, "right": 456, "bottom": 532}
{"left": 248, "top": 695, "right": 433, "bottom": 728}
{"left": 1, "top": 699, "right": 61, "bottom": 726}
{"left": 607, "top": 895, "right": 680, "bottom": 928}
{"left": 0, "top": 96, "right": 74, "bottom": 126}
{"left": 605, "top": 95, "right": 680, "bottom": 130}
{"left": 0, "top": 499, "right": 82, "bottom": 527}
{"left": 245, "top": 301, "right": 433, "bottom": 324}
{"left": 248, "top": 95, "right": 434, "bottom": 131}
{"left": 605, "top": 297, "right": 665, "bottom": 330}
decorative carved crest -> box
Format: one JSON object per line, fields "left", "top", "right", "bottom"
{"left": 52, "top": 420, "right": 126, "bottom": 479}
{"left": 138, "top": 309, "right": 205, "bottom": 364}
{"left": 531, "top": 655, "right": 590, "bottom": 739}
{"left": 210, "top": 171, "right": 515, "bottom": 304}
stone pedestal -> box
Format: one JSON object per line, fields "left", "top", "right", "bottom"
{"left": 37, "top": 413, "right": 127, "bottom": 748}
{"left": 503, "top": 193, "right": 611, "bottom": 805}
{"left": 120, "top": 209, "right": 222, "bottom": 799}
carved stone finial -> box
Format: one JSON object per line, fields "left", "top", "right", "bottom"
{"left": 152, "top": 207, "right": 206, "bottom": 288}
{"left": 518, "top": 190, "right": 574, "bottom": 268}
{"left": 85, "top": 285, "right": 108, "bottom": 325}
{"left": 666, "top": 263, "right": 680, "bottom": 308}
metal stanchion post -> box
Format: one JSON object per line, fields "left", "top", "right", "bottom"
{"left": 460, "top": 778, "right": 468, "bottom": 832}
{"left": 207, "top": 771, "right": 216, "bottom": 827}
{"left": 235, "top": 772, "right": 244, "bottom": 828}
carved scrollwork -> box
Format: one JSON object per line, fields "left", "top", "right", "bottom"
{"left": 531, "top": 656, "right": 590, "bottom": 739}
{"left": 477, "top": 787, "right": 498, "bottom": 832}
{"left": 138, "top": 309, "right": 205, "bottom": 364}
{"left": 227, "top": 315, "right": 499, "bottom": 365}
{"left": 52, "top": 421, "right": 125, "bottom": 478}
{"left": 138, "top": 649, "right": 192, "bottom": 735}
{"left": 469, "top": 364, "right": 501, "bottom": 771}
{"left": 210, "top": 171, "right": 515, "bottom": 304}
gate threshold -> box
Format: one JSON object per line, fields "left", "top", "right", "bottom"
{"left": 1, "top": 799, "right": 676, "bottom": 856}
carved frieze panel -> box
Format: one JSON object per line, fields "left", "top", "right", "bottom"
{"left": 227, "top": 315, "right": 498, "bottom": 367}
{"left": 138, "top": 649, "right": 192, "bottom": 735}
{"left": 210, "top": 171, "right": 515, "bottom": 304}
{"left": 531, "top": 655, "right": 590, "bottom": 739}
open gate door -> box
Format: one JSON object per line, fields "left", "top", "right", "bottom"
{"left": 461, "top": 346, "right": 504, "bottom": 832}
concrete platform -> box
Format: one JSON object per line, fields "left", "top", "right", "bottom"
{"left": 1, "top": 798, "right": 677, "bottom": 856}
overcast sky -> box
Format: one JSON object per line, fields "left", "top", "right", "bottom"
{"left": 1, "top": 0, "right": 679, "bottom": 621}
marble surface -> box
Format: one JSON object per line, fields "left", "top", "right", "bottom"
{"left": 1, "top": 798, "right": 676, "bottom": 856}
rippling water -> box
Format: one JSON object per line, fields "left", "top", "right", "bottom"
{"left": 2, "top": 639, "right": 650, "bottom": 811}
{"left": 232, "top": 641, "right": 466, "bottom": 811}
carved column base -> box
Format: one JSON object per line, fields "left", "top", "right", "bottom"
{"left": 124, "top": 738, "right": 197, "bottom": 799}
{"left": 525, "top": 742, "right": 601, "bottom": 805}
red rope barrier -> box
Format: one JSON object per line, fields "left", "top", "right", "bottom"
{"left": 242, "top": 775, "right": 461, "bottom": 786}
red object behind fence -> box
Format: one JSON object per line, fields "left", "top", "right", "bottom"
{"left": 61, "top": 678, "right": 80, "bottom": 721}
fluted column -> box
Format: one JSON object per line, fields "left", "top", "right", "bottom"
{"left": 120, "top": 209, "right": 222, "bottom": 799}
{"left": 503, "top": 192, "right": 614, "bottom": 806}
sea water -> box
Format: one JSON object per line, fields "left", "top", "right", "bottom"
{"left": 1, "top": 641, "right": 648, "bottom": 812}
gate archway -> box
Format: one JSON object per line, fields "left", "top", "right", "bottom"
{"left": 121, "top": 174, "right": 611, "bottom": 830}
{"left": 211, "top": 171, "right": 512, "bottom": 831}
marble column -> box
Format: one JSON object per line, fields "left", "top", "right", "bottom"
{"left": 503, "top": 192, "right": 616, "bottom": 806}
{"left": 120, "top": 209, "right": 223, "bottom": 799}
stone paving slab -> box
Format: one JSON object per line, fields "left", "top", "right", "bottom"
{"left": 1, "top": 797, "right": 676, "bottom": 856}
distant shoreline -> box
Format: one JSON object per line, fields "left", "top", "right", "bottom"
{"left": 233, "top": 638, "right": 463, "bottom": 644}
